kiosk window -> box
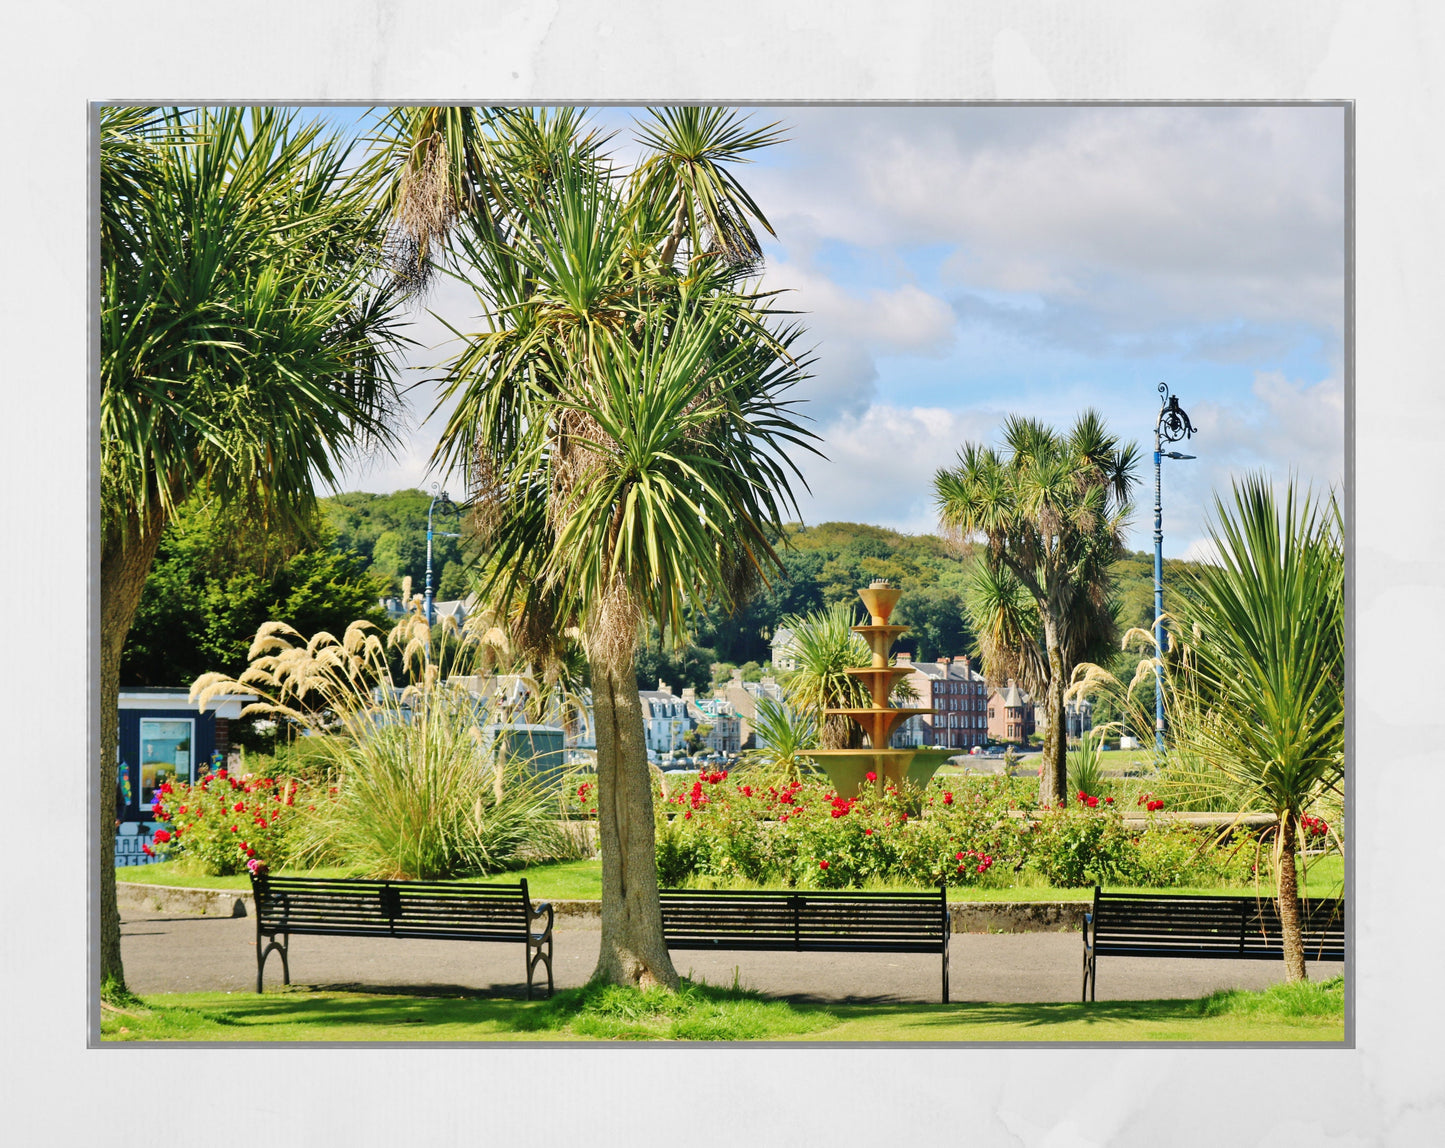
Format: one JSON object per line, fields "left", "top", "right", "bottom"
{"left": 139, "top": 718, "right": 193, "bottom": 812}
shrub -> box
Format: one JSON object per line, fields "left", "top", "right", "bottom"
{"left": 1121, "top": 820, "right": 1254, "bottom": 888}
{"left": 1025, "top": 799, "right": 1135, "bottom": 887}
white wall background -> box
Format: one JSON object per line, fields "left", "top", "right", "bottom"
{"left": 4, "top": 2, "right": 1439, "bottom": 1143}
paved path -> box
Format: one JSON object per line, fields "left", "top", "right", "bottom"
{"left": 121, "top": 909, "right": 1342, "bottom": 1004}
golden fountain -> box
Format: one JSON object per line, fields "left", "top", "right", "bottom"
{"left": 802, "top": 581, "right": 957, "bottom": 799}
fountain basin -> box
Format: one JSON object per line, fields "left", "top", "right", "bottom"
{"left": 804, "top": 747, "right": 958, "bottom": 799}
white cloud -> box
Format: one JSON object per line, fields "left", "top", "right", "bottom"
{"left": 791, "top": 404, "right": 998, "bottom": 533}
{"left": 754, "top": 105, "right": 1344, "bottom": 349}
{"left": 1180, "top": 537, "right": 1223, "bottom": 565}
{"left": 762, "top": 260, "right": 957, "bottom": 416}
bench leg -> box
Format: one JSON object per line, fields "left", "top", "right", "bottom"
{"left": 257, "top": 931, "right": 290, "bottom": 994}
{"left": 942, "top": 946, "right": 949, "bottom": 1004}
{"left": 527, "top": 935, "right": 554, "bottom": 1000}
{"left": 1081, "top": 949, "right": 1097, "bottom": 1003}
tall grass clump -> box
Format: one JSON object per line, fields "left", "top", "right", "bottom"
{"left": 191, "top": 603, "right": 587, "bottom": 880}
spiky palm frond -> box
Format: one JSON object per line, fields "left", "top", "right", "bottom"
{"left": 1175, "top": 475, "right": 1344, "bottom": 817}
{"left": 101, "top": 106, "right": 410, "bottom": 540}
{"left": 631, "top": 106, "right": 786, "bottom": 272}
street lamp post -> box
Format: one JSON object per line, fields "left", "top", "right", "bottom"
{"left": 423, "top": 484, "right": 461, "bottom": 628}
{"left": 1153, "top": 383, "right": 1197, "bottom": 754}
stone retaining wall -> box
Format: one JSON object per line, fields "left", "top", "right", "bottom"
{"left": 117, "top": 881, "right": 250, "bottom": 918}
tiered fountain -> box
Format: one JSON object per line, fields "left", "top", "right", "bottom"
{"left": 802, "top": 581, "right": 956, "bottom": 799}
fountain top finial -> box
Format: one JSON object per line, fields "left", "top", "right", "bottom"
{"left": 857, "top": 581, "right": 902, "bottom": 625}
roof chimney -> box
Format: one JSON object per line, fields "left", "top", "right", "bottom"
{"left": 896, "top": 651, "right": 912, "bottom": 664}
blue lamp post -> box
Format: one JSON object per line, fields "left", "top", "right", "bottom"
{"left": 423, "top": 484, "right": 462, "bottom": 628}
{"left": 1152, "top": 383, "right": 1197, "bottom": 754}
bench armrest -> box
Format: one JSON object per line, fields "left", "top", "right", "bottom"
{"left": 530, "top": 900, "right": 554, "bottom": 941}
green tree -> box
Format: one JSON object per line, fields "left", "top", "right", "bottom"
{"left": 100, "top": 107, "right": 408, "bottom": 992}
{"left": 1175, "top": 476, "right": 1344, "bottom": 981}
{"left": 122, "top": 496, "right": 389, "bottom": 686}
{"left": 934, "top": 412, "right": 1139, "bottom": 806}
{"left": 384, "top": 106, "right": 816, "bottom": 989}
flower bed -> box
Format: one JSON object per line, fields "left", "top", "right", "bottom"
{"left": 649, "top": 772, "right": 1261, "bottom": 890}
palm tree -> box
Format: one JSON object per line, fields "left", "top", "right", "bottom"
{"left": 934, "top": 412, "right": 1138, "bottom": 807}
{"left": 1174, "top": 475, "right": 1344, "bottom": 981}
{"left": 738, "top": 697, "right": 818, "bottom": 782}
{"left": 381, "top": 108, "right": 817, "bottom": 988}
{"left": 776, "top": 603, "right": 874, "bottom": 749}
{"left": 100, "top": 107, "right": 409, "bottom": 992}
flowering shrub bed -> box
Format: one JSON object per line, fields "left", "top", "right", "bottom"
{"left": 651, "top": 773, "right": 1262, "bottom": 891}
{"left": 149, "top": 766, "right": 309, "bottom": 875}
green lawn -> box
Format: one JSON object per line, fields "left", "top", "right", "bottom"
{"left": 100, "top": 976, "right": 1345, "bottom": 1043}
{"left": 118, "top": 853, "right": 1343, "bottom": 903}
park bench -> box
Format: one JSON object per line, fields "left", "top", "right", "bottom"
{"left": 1081, "top": 887, "right": 1345, "bottom": 1001}
{"left": 248, "top": 873, "right": 554, "bottom": 998}
{"left": 659, "top": 886, "right": 952, "bottom": 1002}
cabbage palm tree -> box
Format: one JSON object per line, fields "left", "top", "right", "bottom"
{"left": 100, "top": 106, "right": 409, "bottom": 992}
{"left": 1174, "top": 475, "right": 1344, "bottom": 981}
{"left": 935, "top": 412, "right": 1138, "bottom": 807}
{"left": 385, "top": 110, "right": 817, "bottom": 988}
{"left": 475, "top": 290, "right": 815, "bottom": 988}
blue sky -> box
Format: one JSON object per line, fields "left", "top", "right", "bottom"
{"left": 314, "top": 104, "right": 1345, "bottom": 560}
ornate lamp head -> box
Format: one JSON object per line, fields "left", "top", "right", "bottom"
{"left": 1156, "top": 382, "right": 1196, "bottom": 445}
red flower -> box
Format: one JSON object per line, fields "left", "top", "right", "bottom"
{"left": 152, "top": 829, "right": 171, "bottom": 845}
{"left": 865, "top": 771, "right": 877, "bottom": 782}
{"left": 819, "top": 860, "right": 829, "bottom": 870}
{"left": 864, "top": 829, "right": 873, "bottom": 836}
{"left": 943, "top": 792, "right": 954, "bottom": 805}
{"left": 956, "top": 852, "right": 965, "bottom": 861}
{"left": 741, "top": 785, "right": 752, "bottom": 797}
{"left": 230, "top": 825, "right": 239, "bottom": 833}
{"left": 233, "top": 802, "right": 245, "bottom": 813}
{"left": 1105, "top": 797, "right": 1114, "bottom": 805}
{"left": 683, "top": 811, "right": 692, "bottom": 819}
{"left": 142, "top": 844, "right": 154, "bottom": 856}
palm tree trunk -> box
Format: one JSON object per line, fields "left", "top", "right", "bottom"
{"left": 587, "top": 620, "right": 680, "bottom": 990}
{"left": 1039, "top": 622, "right": 1068, "bottom": 808}
{"left": 98, "top": 506, "right": 166, "bottom": 992}
{"left": 1277, "top": 813, "right": 1307, "bottom": 982}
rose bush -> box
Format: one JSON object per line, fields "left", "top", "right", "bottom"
{"left": 652, "top": 772, "right": 1031, "bottom": 889}
{"left": 149, "top": 766, "right": 307, "bottom": 875}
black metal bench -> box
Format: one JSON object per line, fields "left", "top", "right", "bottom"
{"left": 659, "top": 887, "right": 952, "bottom": 1002}
{"left": 248, "top": 873, "right": 554, "bottom": 998}
{"left": 1082, "top": 887, "right": 1345, "bottom": 1001}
